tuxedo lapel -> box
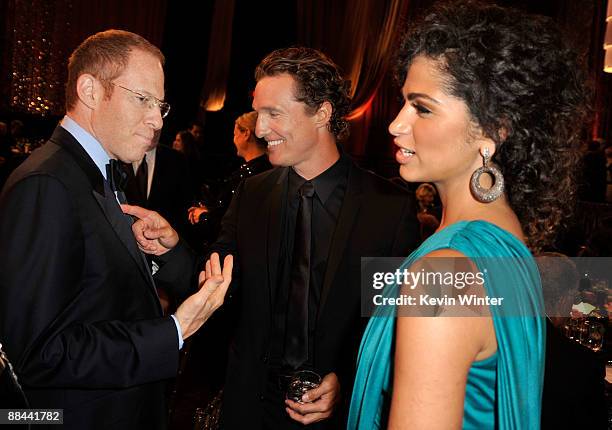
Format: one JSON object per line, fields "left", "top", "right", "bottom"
{"left": 317, "top": 164, "right": 363, "bottom": 324}
{"left": 92, "top": 184, "right": 158, "bottom": 292}
{"left": 266, "top": 168, "right": 288, "bottom": 306}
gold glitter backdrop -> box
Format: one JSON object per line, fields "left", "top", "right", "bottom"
{"left": 4, "top": 0, "right": 166, "bottom": 117}
{"left": 9, "top": 0, "right": 71, "bottom": 116}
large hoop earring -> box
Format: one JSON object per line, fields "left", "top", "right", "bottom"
{"left": 470, "top": 147, "right": 504, "bottom": 203}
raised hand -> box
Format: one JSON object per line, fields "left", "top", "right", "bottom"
{"left": 175, "top": 253, "right": 233, "bottom": 339}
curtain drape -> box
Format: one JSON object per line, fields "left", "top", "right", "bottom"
{"left": 199, "top": 0, "right": 235, "bottom": 112}
{"left": 295, "top": 0, "right": 409, "bottom": 158}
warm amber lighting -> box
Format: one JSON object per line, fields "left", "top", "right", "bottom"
{"left": 605, "top": 2, "right": 611, "bottom": 72}
{"left": 347, "top": 92, "right": 377, "bottom": 120}
{"left": 203, "top": 93, "right": 226, "bottom": 112}
{"left": 604, "top": 49, "right": 612, "bottom": 73}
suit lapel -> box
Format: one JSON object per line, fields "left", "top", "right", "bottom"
{"left": 317, "top": 164, "right": 363, "bottom": 324}
{"left": 92, "top": 184, "right": 157, "bottom": 291}
{"left": 267, "top": 168, "right": 288, "bottom": 307}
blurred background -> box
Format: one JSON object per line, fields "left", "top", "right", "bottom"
{"left": 0, "top": 0, "right": 610, "bottom": 180}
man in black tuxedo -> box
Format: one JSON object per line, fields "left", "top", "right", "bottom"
{"left": 0, "top": 30, "right": 231, "bottom": 429}
{"left": 126, "top": 47, "right": 419, "bottom": 429}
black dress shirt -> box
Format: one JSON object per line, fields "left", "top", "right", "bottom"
{"left": 268, "top": 153, "right": 350, "bottom": 370}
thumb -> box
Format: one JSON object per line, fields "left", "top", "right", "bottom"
{"left": 302, "top": 383, "right": 325, "bottom": 403}
{"left": 142, "top": 226, "right": 165, "bottom": 240}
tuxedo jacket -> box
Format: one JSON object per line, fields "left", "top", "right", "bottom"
{"left": 0, "top": 126, "right": 191, "bottom": 429}
{"left": 205, "top": 161, "right": 420, "bottom": 429}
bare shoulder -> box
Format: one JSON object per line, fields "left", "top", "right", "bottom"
{"left": 421, "top": 248, "right": 466, "bottom": 258}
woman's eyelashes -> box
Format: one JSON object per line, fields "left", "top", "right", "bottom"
{"left": 412, "top": 102, "right": 432, "bottom": 115}
{"left": 398, "top": 93, "right": 433, "bottom": 116}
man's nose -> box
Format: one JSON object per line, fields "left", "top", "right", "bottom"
{"left": 255, "top": 117, "right": 267, "bottom": 138}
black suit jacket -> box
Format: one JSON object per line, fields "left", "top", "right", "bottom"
{"left": 0, "top": 126, "right": 191, "bottom": 429}
{"left": 205, "top": 161, "right": 419, "bottom": 429}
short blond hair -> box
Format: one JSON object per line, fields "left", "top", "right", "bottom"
{"left": 235, "top": 111, "right": 266, "bottom": 149}
{"left": 65, "top": 29, "right": 164, "bottom": 111}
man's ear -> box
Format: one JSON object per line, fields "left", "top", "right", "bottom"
{"left": 76, "top": 74, "right": 101, "bottom": 109}
{"left": 315, "top": 101, "right": 333, "bottom": 129}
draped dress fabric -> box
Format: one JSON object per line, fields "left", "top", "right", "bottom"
{"left": 348, "top": 220, "right": 545, "bottom": 429}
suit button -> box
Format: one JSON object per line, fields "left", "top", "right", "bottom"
{"left": 259, "top": 394, "right": 264, "bottom": 401}
{"left": 261, "top": 354, "right": 268, "bottom": 363}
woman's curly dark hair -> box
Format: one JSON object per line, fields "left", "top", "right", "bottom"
{"left": 396, "top": 0, "right": 590, "bottom": 251}
{"left": 255, "top": 47, "right": 352, "bottom": 141}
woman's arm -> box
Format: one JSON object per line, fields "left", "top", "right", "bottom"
{"left": 388, "top": 249, "right": 496, "bottom": 429}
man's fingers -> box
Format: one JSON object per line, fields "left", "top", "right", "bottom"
{"left": 285, "top": 407, "right": 326, "bottom": 425}
{"left": 302, "top": 384, "right": 326, "bottom": 403}
{"left": 120, "top": 203, "right": 151, "bottom": 219}
{"left": 131, "top": 220, "right": 147, "bottom": 241}
{"left": 204, "top": 259, "right": 212, "bottom": 281}
{"left": 285, "top": 397, "right": 331, "bottom": 415}
{"left": 285, "top": 406, "right": 306, "bottom": 423}
{"left": 209, "top": 252, "right": 222, "bottom": 276}
{"left": 222, "top": 255, "right": 233, "bottom": 279}
{"left": 302, "top": 376, "right": 334, "bottom": 403}
{"left": 131, "top": 221, "right": 157, "bottom": 250}
{"left": 142, "top": 226, "right": 164, "bottom": 240}
{"left": 202, "top": 274, "right": 224, "bottom": 292}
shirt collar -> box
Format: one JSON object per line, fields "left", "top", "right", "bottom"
{"left": 289, "top": 152, "right": 350, "bottom": 204}
{"left": 61, "top": 115, "right": 111, "bottom": 180}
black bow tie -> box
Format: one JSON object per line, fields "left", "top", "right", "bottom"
{"left": 106, "top": 159, "right": 128, "bottom": 193}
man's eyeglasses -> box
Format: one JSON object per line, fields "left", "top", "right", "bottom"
{"left": 111, "top": 82, "right": 171, "bottom": 118}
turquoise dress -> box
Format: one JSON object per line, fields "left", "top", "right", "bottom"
{"left": 348, "top": 221, "right": 545, "bottom": 429}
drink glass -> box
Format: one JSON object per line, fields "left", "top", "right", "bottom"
{"left": 586, "top": 321, "right": 605, "bottom": 352}
{"left": 286, "top": 370, "right": 321, "bottom": 403}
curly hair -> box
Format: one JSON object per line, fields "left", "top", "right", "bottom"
{"left": 395, "top": 0, "right": 590, "bottom": 251}
{"left": 254, "top": 47, "right": 352, "bottom": 141}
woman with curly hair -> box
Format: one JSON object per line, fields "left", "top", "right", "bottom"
{"left": 348, "top": 1, "right": 588, "bottom": 429}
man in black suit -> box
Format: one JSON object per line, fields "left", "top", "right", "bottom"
{"left": 0, "top": 30, "right": 231, "bottom": 429}
{"left": 126, "top": 47, "right": 419, "bottom": 429}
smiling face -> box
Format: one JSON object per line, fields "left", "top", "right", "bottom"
{"left": 91, "top": 49, "right": 165, "bottom": 163}
{"left": 389, "top": 56, "right": 484, "bottom": 188}
{"left": 252, "top": 73, "right": 323, "bottom": 170}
